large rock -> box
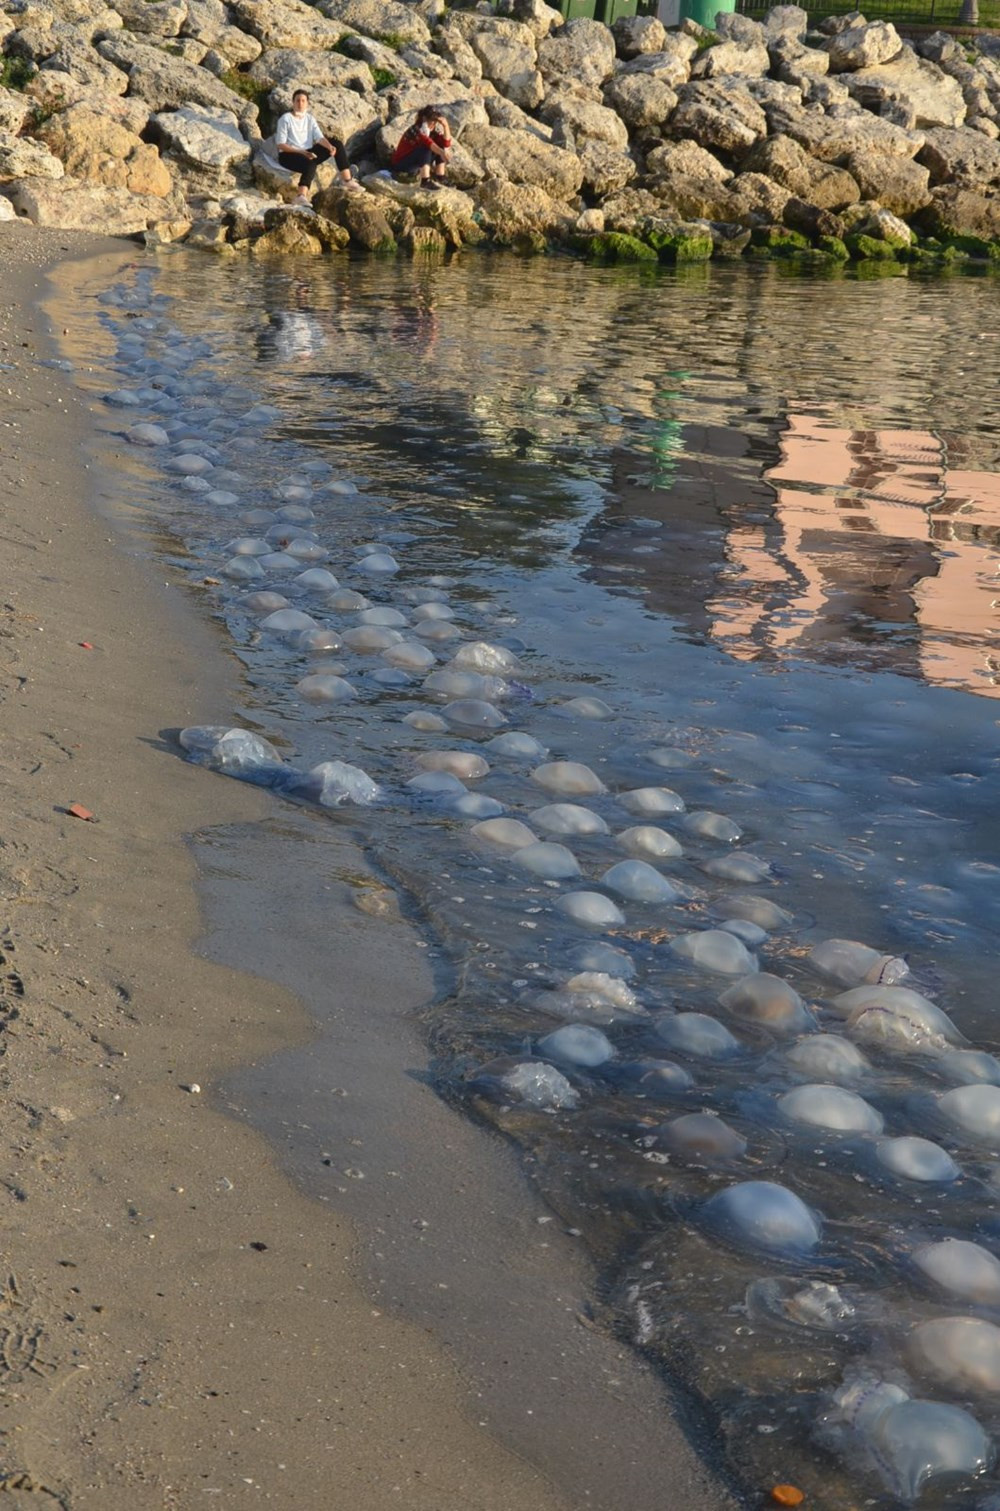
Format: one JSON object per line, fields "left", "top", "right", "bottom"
{"left": 6, "top": 177, "right": 164, "bottom": 230}
{"left": 151, "top": 104, "right": 250, "bottom": 171}
{"left": 318, "top": 0, "right": 431, "bottom": 45}
{"left": 722, "top": 169, "right": 791, "bottom": 222}
{"left": 917, "top": 182, "right": 1000, "bottom": 237}
{"left": 612, "top": 15, "right": 665, "bottom": 60}
{"left": 312, "top": 184, "right": 397, "bottom": 248}
{"left": 846, "top": 145, "right": 931, "bottom": 214}
{"left": 918, "top": 125, "right": 1000, "bottom": 186}
{"left": 825, "top": 20, "right": 902, "bottom": 74}
{"left": 616, "top": 35, "right": 697, "bottom": 85}
{"left": 844, "top": 52, "right": 966, "bottom": 129}
{"left": 227, "top": 0, "right": 344, "bottom": 50}
{"left": 767, "top": 100, "right": 923, "bottom": 160}
{"left": 251, "top": 214, "right": 324, "bottom": 256}
{"left": 643, "top": 137, "right": 730, "bottom": 216}
{"left": 34, "top": 102, "right": 171, "bottom": 193}
{"left": 465, "top": 19, "right": 541, "bottom": 110}
{"left": 745, "top": 132, "right": 859, "bottom": 208}
{"left": 671, "top": 79, "right": 767, "bottom": 158}
{"left": 97, "top": 34, "right": 255, "bottom": 118}
{"left": 181, "top": 0, "right": 228, "bottom": 45}
{"left": 248, "top": 47, "right": 373, "bottom": 95}
{"left": 473, "top": 175, "right": 574, "bottom": 241}
{"left": 42, "top": 38, "right": 130, "bottom": 95}
{"left": 578, "top": 138, "right": 634, "bottom": 197}
{"left": 764, "top": 5, "right": 808, "bottom": 42}
{"left": 691, "top": 40, "right": 770, "bottom": 80}
{"left": 0, "top": 197, "right": 17, "bottom": 222}
{"left": 485, "top": 94, "right": 552, "bottom": 141}
{"left": 459, "top": 122, "right": 583, "bottom": 198}
{"left": 0, "top": 130, "right": 64, "bottom": 180}
{"left": 107, "top": 0, "right": 187, "bottom": 36}
{"left": 770, "top": 36, "right": 830, "bottom": 83}
{"left": 433, "top": 25, "right": 483, "bottom": 88}
{"left": 508, "top": 0, "right": 562, "bottom": 43}
{"left": 603, "top": 71, "right": 677, "bottom": 131}
{"left": 0, "top": 87, "right": 30, "bottom": 135}
{"left": 538, "top": 19, "right": 615, "bottom": 91}
{"left": 541, "top": 90, "right": 628, "bottom": 150}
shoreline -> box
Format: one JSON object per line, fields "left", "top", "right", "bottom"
{"left": 0, "top": 225, "right": 738, "bottom": 1509}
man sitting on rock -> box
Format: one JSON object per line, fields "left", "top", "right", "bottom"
{"left": 275, "top": 89, "right": 360, "bottom": 203}
{"left": 390, "top": 106, "right": 452, "bottom": 189}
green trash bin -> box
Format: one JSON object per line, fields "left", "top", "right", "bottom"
{"left": 678, "top": 0, "right": 735, "bottom": 26}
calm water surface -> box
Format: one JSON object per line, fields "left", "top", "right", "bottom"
{"left": 66, "top": 253, "right": 1000, "bottom": 1507}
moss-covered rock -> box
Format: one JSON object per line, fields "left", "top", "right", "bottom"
{"left": 645, "top": 228, "right": 713, "bottom": 262}
{"left": 942, "top": 233, "right": 993, "bottom": 259}
{"left": 817, "top": 234, "right": 849, "bottom": 261}
{"left": 749, "top": 225, "right": 810, "bottom": 256}
{"left": 845, "top": 233, "right": 897, "bottom": 262}
{"left": 586, "top": 231, "right": 658, "bottom": 263}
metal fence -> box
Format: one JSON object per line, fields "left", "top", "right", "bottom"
{"left": 735, "top": 0, "right": 999, "bottom": 25}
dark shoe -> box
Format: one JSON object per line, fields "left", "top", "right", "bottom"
{"left": 425, "top": 179, "right": 445, "bottom": 190}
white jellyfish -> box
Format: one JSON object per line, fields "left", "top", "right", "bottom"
{"left": 563, "top": 972, "right": 637, "bottom": 1013}
{"left": 414, "top": 751, "right": 489, "bottom": 780}
{"left": 407, "top": 771, "right": 466, "bottom": 799}
{"left": 450, "top": 642, "right": 522, "bottom": 675}
{"left": 619, "top": 787, "right": 685, "bottom": 817}
{"left": 260, "top": 608, "right": 318, "bottom": 636}
{"left": 684, "top": 811, "right": 741, "bottom": 842}
{"left": 784, "top": 1035, "right": 870, "bottom": 1084}
{"left": 718, "top": 974, "right": 813, "bottom": 1035}
{"left": 701, "top": 853, "right": 771, "bottom": 882}
{"left": 295, "top": 674, "right": 356, "bottom": 704}
{"left": 343, "top": 626, "right": 404, "bottom": 654}
{"left": 411, "top": 602, "right": 455, "bottom": 622}
{"left": 908, "top": 1316, "right": 1000, "bottom": 1395}
{"left": 912, "top": 1240, "right": 1000, "bottom": 1306}
{"left": 382, "top": 641, "right": 437, "bottom": 673}
{"left": 778, "top": 1084, "right": 883, "bottom": 1135}
{"left": 938, "top": 1084, "right": 1000, "bottom": 1144}
{"left": 658, "top": 1112, "right": 747, "bottom": 1161}
{"left": 701, "top": 1181, "right": 822, "bottom": 1254}
{"left": 537, "top": 1024, "right": 614, "bottom": 1068}
{"left": 401, "top": 710, "right": 448, "bottom": 733}
{"left": 557, "top": 696, "right": 613, "bottom": 719}
{"left": 531, "top": 804, "right": 609, "bottom": 836}
{"left": 875, "top": 1137, "right": 959, "bottom": 1182}
{"left": 825, "top": 1376, "right": 993, "bottom": 1501}
{"left": 655, "top": 1013, "right": 740, "bottom": 1059}
{"left": 358, "top": 607, "right": 408, "bottom": 627}
{"left": 716, "top": 895, "right": 793, "bottom": 930}
{"left": 939, "top": 1050, "right": 1000, "bottom": 1086}
{"left": 600, "top": 861, "right": 678, "bottom": 905}
{"left": 511, "top": 842, "right": 582, "bottom": 881}
{"left": 626, "top": 1058, "right": 693, "bottom": 1093}
{"left": 555, "top": 892, "right": 626, "bottom": 929}
{"left": 810, "top": 938, "right": 909, "bottom": 989}
{"left": 442, "top": 699, "right": 507, "bottom": 732}
{"left": 355, "top": 552, "right": 399, "bottom": 575}
{"left": 485, "top": 732, "right": 548, "bottom": 760}
{"left": 450, "top": 793, "right": 505, "bottom": 819}
{"left": 224, "top": 557, "right": 266, "bottom": 584}
{"left": 571, "top": 942, "right": 636, "bottom": 980}
{"left": 531, "top": 762, "right": 607, "bottom": 797}
{"left": 329, "top": 590, "right": 369, "bottom": 612}
{"left": 646, "top": 747, "right": 695, "bottom": 770}
{"left": 496, "top": 1061, "right": 579, "bottom": 1111}
{"left": 413, "top": 619, "right": 462, "bottom": 644}
{"left": 669, "top": 930, "right": 757, "bottom": 976}
{"left": 832, "top": 987, "right": 964, "bottom": 1053}
{"left": 717, "top": 918, "right": 768, "bottom": 947}
{"left": 225, "top": 537, "right": 270, "bottom": 556}
{"left": 470, "top": 818, "right": 538, "bottom": 851}
{"left": 616, "top": 825, "right": 683, "bottom": 860}
{"left": 294, "top": 760, "right": 379, "bottom": 807}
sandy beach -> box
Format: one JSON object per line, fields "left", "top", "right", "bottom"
{"left": 0, "top": 226, "right": 738, "bottom": 1511}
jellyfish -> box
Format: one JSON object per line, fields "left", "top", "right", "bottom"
{"left": 450, "top": 642, "right": 522, "bottom": 675}
{"left": 401, "top": 711, "right": 448, "bottom": 734}
{"left": 938, "top": 1084, "right": 1000, "bottom": 1143}
{"left": 832, "top": 987, "right": 964, "bottom": 1053}
{"left": 684, "top": 811, "right": 741, "bottom": 842}
{"left": 912, "top": 1239, "right": 1000, "bottom": 1306}
{"left": 556, "top": 892, "right": 625, "bottom": 929}
{"left": 655, "top": 1013, "right": 740, "bottom": 1060}
{"left": 511, "top": 842, "right": 581, "bottom": 881}
{"left": 702, "top": 853, "right": 771, "bottom": 883}
{"left": 669, "top": 930, "right": 757, "bottom": 976}
{"left": 619, "top": 787, "right": 685, "bottom": 817}
{"left": 442, "top": 699, "right": 507, "bottom": 732}
{"left": 293, "top": 760, "right": 379, "bottom": 807}
{"left": 383, "top": 642, "right": 436, "bottom": 673}
{"left": 717, "top": 918, "right": 768, "bottom": 947}
{"left": 719, "top": 974, "right": 814, "bottom": 1035}
{"left": 530, "top": 803, "right": 609, "bottom": 836}
{"left": 223, "top": 556, "right": 265, "bottom": 582}
{"left": 450, "top": 793, "right": 505, "bottom": 819}
{"left": 939, "top": 1050, "right": 1000, "bottom": 1087}
{"left": 241, "top": 591, "right": 288, "bottom": 614}
{"left": 657, "top": 1112, "right": 747, "bottom": 1161}
{"left": 485, "top": 732, "right": 548, "bottom": 760}
{"left": 557, "top": 697, "right": 613, "bottom": 719}
{"left": 646, "top": 747, "right": 695, "bottom": 770}
{"left": 875, "top": 1137, "right": 959, "bottom": 1183}
{"left": 225, "top": 537, "right": 270, "bottom": 556}
{"left": 571, "top": 941, "right": 636, "bottom": 980}
{"left": 600, "top": 861, "right": 679, "bottom": 905}
{"left": 470, "top": 818, "right": 537, "bottom": 851}
{"left": 329, "top": 590, "right": 369, "bottom": 612}
{"left": 778, "top": 1084, "right": 883, "bottom": 1135}
{"left": 701, "top": 1180, "right": 822, "bottom": 1255}
{"left": 343, "top": 626, "right": 404, "bottom": 654}
{"left": 531, "top": 762, "right": 607, "bottom": 797}
{"left": 810, "top": 939, "right": 909, "bottom": 989}
{"left": 715, "top": 895, "right": 794, "bottom": 930}
{"left": 618, "top": 1058, "right": 693, "bottom": 1095}
{"left": 495, "top": 1061, "right": 579, "bottom": 1110}
{"left": 295, "top": 674, "right": 356, "bottom": 704}
{"left": 407, "top": 771, "right": 466, "bottom": 799}
{"left": 358, "top": 607, "right": 408, "bottom": 628}
{"left": 295, "top": 568, "right": 340, "bottom": 593}
{"left": 355, "top": 552, "right": 399, "bottom": 575}
{"left": 414, "top": 751, "right": 489, "bottom": 780}
{"left": 537, "top": 1024, "right": 614, "bottom": 1068}
{"left": 784, "top": 1035, "right": 870, "bottom": 1085}
{"left": 260, "top": 609, "right": 317, "bottom": 636}
{"left": 907, "top": 1316, "right": 1000, "bottom": 1395}
{"left": 616, "top": 825, "right": 683, "bottom": 861}
{"left": 412, "top": 602, "right": 455, "bottom": 622}
{"left": 563, "top": 972, "right": 638, "bottom": 1013}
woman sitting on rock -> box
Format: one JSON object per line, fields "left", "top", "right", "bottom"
{"left": 275, "top": 89, "right": 360, "bottom": 202}
{"left": 390, "top": 105, "right": 452, "bottom": 189}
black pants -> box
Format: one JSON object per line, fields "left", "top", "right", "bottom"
{"left": 279, "top": 141, "right": 348, "bottom": 188}
{"left": 393, "top": 144, "right": 436, "bottom": 174}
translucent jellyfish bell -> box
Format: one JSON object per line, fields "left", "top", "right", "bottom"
{"left": 450, "top": 642, "right": 521, "bottom": 675}
{"left": 875, "top": 1137, "right": 959, "bottom": 1183}
{"left": 719, "top": 973, "right": 813, "bottom": 1035}
{"left": 619, "top": 786, "right": 685, "bottom": 817}
{"left": 939, "top": 1050, "right": 1000, "bottom": 1087}
{"left": 833, "top": 986, "right": 964, "bottom": 1052}
{"left": 571, "top": 942, "right": 636, "bottom": 980}
{"left": 414, "top": 751, "right": 489, "bottom": 780}
{"left": 913, "top": 1239, "right": 1000, "bottom": 1306}
{"left": 511, "top": 842, "right": 582, "bottom": 881}
{"left": 938, "top": 1084, "right": 1000, "bottom": 1144}
{"left": 809, "top": 938, "right": 909, "bottom": 989}
{"left": 684, "top": 810, "right": 741, "bottom": 842}
{"left": 484, "top": 732, "right": 548, "bottom": 761}
{"left": 294, "top": 568, "right": 340, "bottom": 593}
{"left": 701, "top": 1180, "right": 822, "bottom": 1255}
{"left": 295, "top": 674, "right": 356, "bottom": 704}
{"left": 442, "top": 699, "right": 507, "bottom": 732}
{"left": 537, "top": 1024, "right": 614, "bottom": 1068}
{"left": 907, "top": 1316, "right": 1000, "bottom": 1395}
{"left": 701, "top": 853, "right": 770, "bottom": 882}
{"left": 657, "top": 1112, "right": 747, "bottom": 1162}
{"left": 778, "top": 1084, "right": 883, "bottom": 1135}
{"left": 496, "top": 1061, "right": 579, "bottom": 1111}
{"left": 531, "top": 804, "right": 609, "bottom": 837}
{"left": 555, "top": 892, "right": 626, "bottom": 929}
{"left": 343, "top": 626, "right": 404, "bottom": 654}
{"left": 616, "top": 825, "right": 682, "bottom": 860}
{"left": 401, "top": 711, "right": 447, "bottom": 733}
{"left": 557, "top": 696, "right": 613, "bottom": 719}
{"left": 531, "top": 762, "right": 607, "bottom": 797}
{"left": 260, "top": 609, "right": 318, "bottom": 635}
{"left": 827, "top": 1379, "right": 993, "bottom": 1502}
{"left": 669, "top": 930, "right": 757, "bottom": 976}
{"left": 600, "top": 861, "right": 678, "bottom": 905}
{"left": 469, "top": 818, "right": 537, "bottom": 850}
{"left": 382, "top": 641, "right": 436, "bottom": 673}
{"left": 784, "top": 1035, "right": 870, "bottom": 1084}
{"left": 655, "top": 1012, "right": 740, "bottom": 1060}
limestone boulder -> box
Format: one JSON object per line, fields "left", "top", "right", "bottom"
{"left": 96, "top": 35, "right": 255, "bottom": 118}
{"left": 918, "top": 126, "right": 1000, "bottom": 186}
{"left": 433, "top": 25, "right": 483, "bottom": 88}
{"left": 770, "top": 37, "right": 829, "bottom": 83}
{"left": 210, "top": 26, "right": 262, "bottom": 66}
{"left": 310, "top": 184, "right": 396, "bottom": 248}
{"left": 181, "top": 0, "right": 227, "bottom": 45}
{"left": 251, "top": 215, "right": 324, "bottom": 256}
{"left": 248, "top": 48, "right": 372, "bottom": 95}
{"left": 767, "top": 100, "right": 923, "bottom": 160}
{"left": 844, "top": 53, "right": 966, "bottom": 129}
{"left": 0, "top": 195, "right": 19, "bottom": 221}
{"left": 846, "top": 145, "right": 931, "bottom": 214}
{"left": 764, "top": 5, "right": 808, "bottom": 42}
{"left": 825, "top": 20, "right": 902, "bottom": 74}
{"left": 716, "top": 12, "right": 765, "bottom": 44}
{"left": 227, "top": 0, "right": 344, "bottom": 50}
{"left": 126, "top": 142, "right": 172, "bottom": 195}
{"left": 781, "top": 196, "right": 844, "bottom": 237}
{"left": 6, "top": 177, "right": 164, "bottom": 230}
{"left": 383, "top": 81, "right": 486, "bottom": 129}
{"left": 603, "top": 71, "right": 677, "bottom": 131}
{"left": 361, "top": 174, "right": 477, "bottom": 243}
{"left": 723, "top": 169, "right": 792, "bottom": 222}
{"left": 42, "top": 39, "right": 130, "bottom": 95}
{"left": 397, "top": 39, "right": 458, "bottom": 82}
{"left": 540, "top": 90, "right": 628, "bottom": 150}
{"left": 508, "top": 0, "right": 562, "bottom": 43}
{"left": 538, "top": 19, "right": 615, "bottom": 91}
{"left": 0, "top": 130, "right": 64, "bottom": 180}
{"left": 612, "top": 15, "right": 665, "bottom": 60}
{"left": 106, "top": 0, "right": 186, "bottom": 37}
{"left": 691, "top": 40, "right": 770, "bottom": 80}
{"left": 151, "top": 104, "right": 250, "bottom": 172}
{"left": 465, "top": 20, "right": 541, "bottom": 111}
{"left": 601, "top": 184, "right": 668, "bottom": 229}
{"left": 0, "top": 87, "right": 30, "bottom": 135}
{"left": 35, "top": 102, "right": 142, "bottom": 183}
{"left": 671, "top": 78, "right": 767, "bottom": 158}
{"left": 745, "top": 133, "right": 859, "bottom": 208}
{"left": 485, "top": 94, "right": 552, "bottom": 141}
{"left": 474, "top": 175, "right": 575, "bottom": 241}
{"left": 459, "top": 122, "right": 583, "bottom": 198}
{"left": 917, "top": 182, "right": 1000, "bottom": 237}
{"left": 578, "top": 138, "right": 634, "bottom": 197}
{"left": 318, "top": 0, "right": 431, "bottom": 45}
{"left": 643, "top": 138, "right": 730, "bottom": 216}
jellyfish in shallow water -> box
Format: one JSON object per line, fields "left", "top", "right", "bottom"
{"left": 556, "top": 892, "right": 625, "bottom": 929}
{"left": 485, "top": 732, "right": 548, "bottom": 761}
{"left": 343, "top": 626, "right": 403, "bottom": 654}
{"left": 470, "top": 1057, "right": 579, "bottom": 1110}
{"left": 684, "top": 810, "right": 741, "bottom": 842}
{"left": 531, "top": 761, "right": 607, "bottom": 797}
{"left": 822, "top": 1376, "right": 993, "bottom": 1501}
{"left": 657, "top": 1112, "right": 747, "bottom": 1161}
{"left": 719, "top": 973, "right": 813, "bottom": 1034}
{"left": 450, "top": 792, "right": 505, "bottom": 819}
{"left": 442, "top": 699, "right": 506, "bottom": 732}
{"left": 294, "top": 568, "right": 340, "bottom": 593}
{"left": 600, "top": 861, "right": 678, "bottom": 905}
{"left": 701, "top": 1180, "right": 822, "bottom": 1255}
{"left": 557, "top": 696, "right": 612, "bottom": 719}
{"left": 295, "top": 674, "right": 356, "bottom": 704}
{"left": 715, "top": 894, "right": 794, "bottom": 930}
{"left": 470, "top": 818, "right": 537, "bottom": 851}
{"left": 619, "top": 786, "right": 685, "bottom": 817}
{"left": 784, "top": 1035, "right": 870, "bottom": 1084}
{"left": 809, "top": 938, "right": 909, "bottom": 988}
{"left": 531, "top": 803, "right": 609, "bottom": 836}
{"left": 939, "top": 1049, "right": 1000, "bottom": 1086}
{"left": 655, "top": 1012, "right": 740, "bottom": 1060}
{"left": 833, "top": 986, "right": 964, "bottom": 1052}
{"left": 907, "top": 1316, "right": 1000, "bottom": 1395}
{"left": 512, "top": 842, "right": 581, "bottom": 881}
{"left": 414, "top": 751, "right": 489, "bottom": 780}
{"left": 912, "top": 1239, "right": 1000, "bottom": 1306}
{"left": 938, "top": 1084, "right": 1000, "bottom": 1143}
{"left": 260, "top": 608, "right": 317, "bottom": 636}
{"left": 701, "top": 853, "right": 771, "bottom": 882}
{"left": 617, "top": 1058, "right": 693, "bottom": 1095}
{"left": 669, "top": 930, "right": 756, "bottom": 976}
{"left": 402, "top": 710, "right": 447, "bottom": 734}
{"left": 875, "top": 1136, "right": 959, "bottom": 1183}
{"left": 537, "top": 1024, "right": 613, "bottom": 1068}
{"left": 717, "top": 918, "right": 767, "bottom": 947}
{"left": 383, "top": 641, "right": 436, "bottom": 673}
{"left": 778, "top": 1083, "right": 883, "bottom": 1135}
{"left": 616, "top": 825, "right": 682, "bottom": 860}
{"left": 571, "top": 941, "right": 635, "bottom": 980}
{"left": 450, "top": 641, "right": 522, "bottom": 675}
{"left": 292, "top": 760, "right": 379, "bottom": 807}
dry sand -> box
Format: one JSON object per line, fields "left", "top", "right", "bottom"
{"left": 0, "top": 226, "right": 739, "bottom": 1511}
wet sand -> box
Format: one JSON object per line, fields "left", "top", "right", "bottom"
{"left": 0, "top": 226, "right": 739, "bottom": 1510}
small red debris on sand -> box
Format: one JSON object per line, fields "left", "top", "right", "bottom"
{"left": 771, "top": 1487, "right": 804, "bottom": 1507}
{"left": 79, "top": 642, "right": 93, "bottom": 649}
{"left": 66, "top": 804, "right": 95, "bottom": 822}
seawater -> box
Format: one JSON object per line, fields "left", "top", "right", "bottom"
{"left": 60, "top": 250, "right": 1000, "bottom": 1508}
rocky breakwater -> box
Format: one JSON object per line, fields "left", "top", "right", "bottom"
{"left": 2, "top": 0, "right": 1000, "bottom": 267}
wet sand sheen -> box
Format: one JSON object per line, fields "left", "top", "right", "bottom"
{"left": 0, "top": 229, "right": 736, "bottom": 1507}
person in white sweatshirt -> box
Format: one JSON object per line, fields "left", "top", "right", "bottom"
{"left": 274, "top": 89, "right": 361, "bottom": 202}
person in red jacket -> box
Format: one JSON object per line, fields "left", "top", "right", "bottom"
{"left": 390, "top": 106, "right": 452, "bottom": 189}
